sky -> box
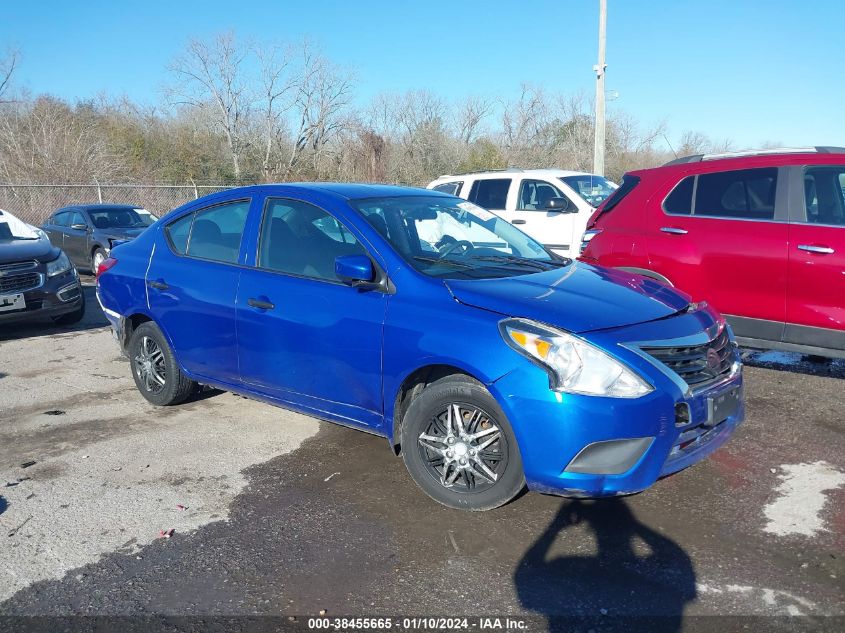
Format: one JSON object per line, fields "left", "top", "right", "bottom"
{"left": 2, "top": 0, "right": 843, "bottom": 149}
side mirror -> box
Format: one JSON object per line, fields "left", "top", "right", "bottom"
{"left": 335, "top": 254, "right": 375, "bottom": 287}
{"left": 545, "top": 197, "right": 577, "bottom": 213}
{"left": 70, "top": 223, "right": 88, "bottom": 230}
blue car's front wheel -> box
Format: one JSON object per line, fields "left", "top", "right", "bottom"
{"left": 401, "top": 375, "right": 525, "bottom": 511}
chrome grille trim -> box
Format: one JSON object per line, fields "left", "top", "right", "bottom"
{"left": 0, "top": 261, "right": 44, "bottom": 294}
{"left": 0, "top": 260, "right": 39, "bottom": 272}
{"left": 640, "top": 328, "right": 735, "bottom": 391}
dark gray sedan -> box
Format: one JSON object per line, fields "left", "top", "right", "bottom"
{"left": 42, "top": 204, "right": 157, "bottom": 272}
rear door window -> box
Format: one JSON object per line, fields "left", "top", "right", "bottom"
{"left": 693, "top": 168, "right": 778, "bottom": 220}
{"left": 433, "top": 181, "right": 463, "bottom": 195}
{"left": 187, "top": 200, "right": 250, "bottom": 263}
{"left": 467, "top": 178, "right": 511, "bottom": 209}
{"left": 803, "top": 166, "right": 845, "bottom": 226}
{"left": 164, "top": 199, "right": 250, "bottom": 262}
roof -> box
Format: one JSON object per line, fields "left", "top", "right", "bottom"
{"left": 226, "top": 182, "right": 445, "bottom": 200}
{"left": 60, "top": 203, "right": 143, "bottom": 212}
{"left": 663, "top": 146, "right": 845, "bottom": 166}
{"left": 431, "top": 168, "right": 595, "bottom": 181}
{"left": 297, "top": 182, "right": 439, "bottom": 199}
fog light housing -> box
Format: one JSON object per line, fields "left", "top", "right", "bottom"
{"left": 675, "top": 402, "right": 691, "bottom": 427}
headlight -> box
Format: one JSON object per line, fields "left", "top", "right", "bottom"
{"left": 500, "top": 318, "right": 653, "bottom": 398}
{"left": 46, "top": 251, "right": 72, "bottom": 277}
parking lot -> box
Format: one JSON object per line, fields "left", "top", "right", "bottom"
{"left": 1, "top": 279, "right": 843, "bottom": 628}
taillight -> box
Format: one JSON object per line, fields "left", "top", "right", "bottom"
{"left": 96, "top": 257, "right": 118, "bottom": 278}
{"left": 580, "top": 229, "right": 603, "bottom": 255}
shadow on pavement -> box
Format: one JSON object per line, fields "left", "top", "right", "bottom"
{"left": 0, "top": 285, "right": 108, "bottom": 343}
{"left": 514, "top": 498, "right": 696, "bottom": 632}
{"left": 741, "top": 348, "right": 845, "bottom": 380}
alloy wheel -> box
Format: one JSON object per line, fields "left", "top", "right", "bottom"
{"left": 417, "top": 402, "right": 507, "bottom": 493}
{"left": 134, "top": 336, "right": 166, "bottom": 394}
{"left": 92, "top": 251, "right": 105, "bottom": 272}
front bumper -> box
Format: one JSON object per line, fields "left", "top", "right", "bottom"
{"left": 0, "top": 268, "right": 83, "bottom": 324}
{"left": 489, "top": 311, "right": 745, "bottom": 497}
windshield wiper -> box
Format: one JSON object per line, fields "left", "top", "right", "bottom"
{"left": 469, "top": 254, "right": 564, "bottom": 270}
{"left": 412, "top": 255, "right": 474, "bottom": 269}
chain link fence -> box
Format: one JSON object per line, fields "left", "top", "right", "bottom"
{"left": 0, "top": 183, "right": 236, "bottom": 225}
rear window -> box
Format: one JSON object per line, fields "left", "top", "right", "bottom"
{"left": 663, "top": 176, "right": 695, "bottom": 215}
{"left": 467, "top": 178, "right": 511, "bottom": 209}
{"left": 596, "top": 174, "right": 640, "bottom": 216}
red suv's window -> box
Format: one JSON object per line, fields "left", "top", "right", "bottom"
{"left": 663, "top": 176, "right": 695, "bottom": 214}
{"left": 804, "top": 166, "right": 845, "bottom": 226}
{"left": 664, "top": 168, "right": 778, "bottom": 221}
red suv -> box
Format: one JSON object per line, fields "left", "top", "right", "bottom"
{"left": 580, "top": 147, "right": 845, "bottom": 359}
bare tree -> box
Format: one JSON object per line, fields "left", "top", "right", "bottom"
{"left": 0, "top": 48, "right": 19, "bottom": 103}
{"left": 455, "top": 96, "right": 493, "bottom": 145}
{"left": 166, "top": 32, "right": 251, "bottom": 179}
{"left": 255, "top": 42, "right": 294, "bottom": 180}
{"left": 0, "top": 96, "right": 119, "bottom": 184}
{"left": 285, "top": 42, "right": 354, "bottom": 178}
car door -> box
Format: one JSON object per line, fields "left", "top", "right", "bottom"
{"left": 647, "top": 166, "right": 789, "bottom": 340}
{"left": 63, "top": 209, "right": 91, "bottom": 267}
{"left": 504, "top": 178, "right": 578, "bottom": 255}
{"left": 236, "top": 196, "right": 387, "bottom": 428}
{"left": 43, "top": 210, "right": 70, "bottom": 248}
{"left": 146, "top": 197, "right": 251, "bottom": 385}
{"left": 784, "top": 164, "right": 845, "bottom": 352}
{"left": 466, "top": 177, "right": 512, "bottom": 215}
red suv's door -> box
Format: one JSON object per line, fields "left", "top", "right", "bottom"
{"left": 647, "top": 166, "right": 789, "bottom": 339}
{"left": 785, "top": 164, "right": 845, "bottom": 353}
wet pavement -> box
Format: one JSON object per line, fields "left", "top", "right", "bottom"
{"left": 0, "top": 283, "right": 843, "bottom": 631}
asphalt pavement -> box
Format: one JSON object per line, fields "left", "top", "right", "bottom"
{"left": 0, "top": 280, "right": 842, "bottom": 632}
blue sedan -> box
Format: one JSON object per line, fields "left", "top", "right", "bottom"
{"left": 96, "top": 184, "right": 744, "bottom": 510}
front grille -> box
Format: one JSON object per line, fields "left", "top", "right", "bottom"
{"left": 0, "top": 260, "right": 38, "bottom": 273}
{"left": 0, "top": 271, "right": 42, "bottom": 293}
{"left": 642, "top": 328, "right": 733, "bottom": 389}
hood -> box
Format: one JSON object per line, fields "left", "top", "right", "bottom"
{"left": 445, "top": 261, "right": 691, "bottom": 334}
{"left": 0, "top": 235, "right": 60, "bottom": 265}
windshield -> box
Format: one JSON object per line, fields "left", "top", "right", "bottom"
{"left": 560, "top": 175, "right": 617, "bottom": 207}
{"left": 351, "top": 195, "right": 569, "bottom": 279}
{"left": 0, "top": 209, "right": 41, "bottom": 240}
{"left": 89, "top": 207, "right": 157, "bottom": 229}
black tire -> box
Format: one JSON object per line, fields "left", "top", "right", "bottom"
{"left": 91, "top": 247, "right": 107, "bottom": 274}
{"left": 128, "top": 322, "right": 196, "bottom": 406}
{"left": 401, "top": 375, "right": 525, "bottom": 511}
{"left": 52, "top": 297, "right": 86, "bottom": 326}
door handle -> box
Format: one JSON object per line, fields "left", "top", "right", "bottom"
{"left": 797, "top": 244, "right": 834, "bottom": 255}
{"left": 247, "top": 297, "right": 275, "bottom": 310}
{"left": 512, "top": 219, "right": 527, "bottom": 225}
{"left": 660, "top": 227, "right": 688, "bottom": 235}
{"left": 147, "top": 279, "right": 169, "bottom": 290}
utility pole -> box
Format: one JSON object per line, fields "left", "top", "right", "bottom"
{"left": 593, "top": 0, "right": 607, "bottom": 176}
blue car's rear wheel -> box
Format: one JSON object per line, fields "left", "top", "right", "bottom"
{"left": 129, "top": 322, "right": 196, "bottom": 406}
{"left": 401, "top": 375, "right": 524, "bottom": 510}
